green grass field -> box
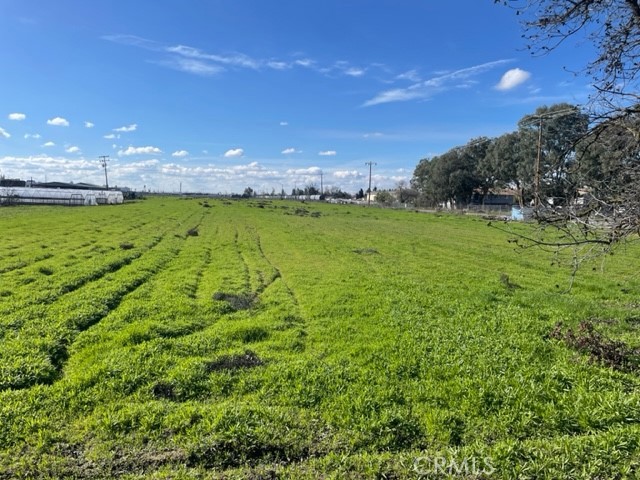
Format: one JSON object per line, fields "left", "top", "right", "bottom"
{"left": 1, "top": 197, "right": 639, "bottom": 479}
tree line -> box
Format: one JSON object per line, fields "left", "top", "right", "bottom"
{"left": 411, "top": 102, "right": 639, "bottom": 211}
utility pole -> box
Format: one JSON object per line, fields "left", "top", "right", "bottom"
{"left": 320, "top": 171, "right": 324, "bottom": 196}
{"left": 99, "top": 155, "right": 110, "bottom": 190}
{"left": 528, "top": 108, "right": 575, "bottom": 216}
{"left": 365, "top": 161, "right": 376, "bottom": 206}
{"left": 534, "top": 116, "right": 543, "bottom": 214}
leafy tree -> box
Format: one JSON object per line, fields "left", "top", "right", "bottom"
{"left": 396, "top": 180, "right": 419, "bottom": 204}
{"left": 413, "top": 139, "right": 484, "bottom": 209}
{"left": 496, "top": 1, "right": 640, "bottom": 256}
{"left": 242, "top": 187, "right": 254, "bottom": 198}
{"left": 328, "top": 186, "right": 352, "bottom": 199}
{"left": 375, "top": 190, "right": 394, "bottom": 206}
{"left": 304, "top": 184, "right": 320, "bottom": 196}
{"left": 481, "top": 131, "right": 533, "bottom": 205}
{"left": 355, "top": 188, "right": 365, "bottom": 199}
{"left": 518, "top": 104, "right": 589, "bottom": 206}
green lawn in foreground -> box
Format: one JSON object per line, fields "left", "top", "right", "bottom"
{"left": 0, "top": 197, "right": 638, "bottom": 479}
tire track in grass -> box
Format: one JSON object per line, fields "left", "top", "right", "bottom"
{"left": 60, "top": 220, "right": 225, "bottom": 399}
{"left": 0, "top": 208, "right": 201, "bottom": 317}
{"left": 234, "top": 227, "right": 252, "bottom": 293}
{"left": 0, "top": 229, "right": 191, "bottom": 391}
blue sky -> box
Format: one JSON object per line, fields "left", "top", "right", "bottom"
{"left": 0, "top": 1, "right": 593, "bottom": 194}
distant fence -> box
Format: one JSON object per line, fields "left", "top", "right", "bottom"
{"left": 465, "top": 204, "right": 513, "bottom": 214}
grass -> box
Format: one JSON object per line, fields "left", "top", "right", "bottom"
{"left": 0, "top": 197, "right": 639, "bottom": 478}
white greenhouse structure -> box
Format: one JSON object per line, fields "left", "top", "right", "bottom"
{"left": 0, "top": 187, "right": 123, "bottom": 206}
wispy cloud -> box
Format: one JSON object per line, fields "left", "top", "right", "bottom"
{"left": 0, "top": 128, "right": 10, "bottom": 139}
{"left": 65, "top": 146, "right": 81, "bottom": 154}
{"left": 47, "top": 117, "right": 69, "bottom": 127}
{"left": 103, "top": 34, "right": 373, "bottom": 80}
{"left": 396, "top": 70, "right": 421, "bottom": 82}
{"left": 319, "top": 150, "right": 337, "bottom": 156}
{"left": 8, "top": 113, "right": 26, "bottom": 121}
{"left": 363, "top": 132, "right": 384, "bottom": 138}
{"left": 84, "top": 121, "right": 95, "bottom": 128}
{"left": 104, "top": 133, "right": 119, "bottom": 139}
{"left": 42, "top": 141, "right": 55, "bottom": 147}
{"left": 344, "top": 67, "right": 365, "bottom": 77}
{"left": 154, "top": 57, "right": 224, "bottom": 76}
{"left": 167, "top": 45, "right": 260, "bottom": 70}
{"left": 172, "top": 150, "right": 189, "bottom": 157}
{"left": 495, "top": 68, "right": 531, "bottom": 91}
{"left": 24, "top": 133, "right": 41, "bottom": 139}
{"left": 363, "top": 59, "right": 512, "bottom": 107}
{"left": 118, "top": 145, "right": 162, "bottom": 156}
{"left": 114, "top": 124, "right": 137, "bottom": 132}
{"left": 279, "top": 121, "right": 289, "bottom": 126}
{"left": 224, "top": 148, "right": 244, "bottom": 158}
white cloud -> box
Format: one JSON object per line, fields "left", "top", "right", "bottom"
{"left": 224, "top": 148, "right": 244, "bottom": 158}
{"left": 364, "top": 59, "right": 512, "bottom": 107}
{"left": 495, "top": 68, "right": 531, "bottom": 91}
{"left": 8, "top": 113, "right": 26, "bottom": 121}
{"left": 363, "top": 132, "right": 384, "bottom": 138}
{"left": 104, "top": 133, "right": 119, "bottom": 139}
{"left": 118, "top": 145, "right": 162, "bottom": 156}
{"left": 42, "top": 141, "right": 55, "bottom": 147}
{"left": 65, "top": 146, "right": 81, "bottom": 154}
{"left": 24, "top": 133, "right": 41, "bottom": 139}
{"left": 286, "top": 166, "right": 322, "bottom": 175}
{"left": 47, "top": 117, "right": 69, "bottom": 127}
{"left": 114, "top": 124, "right": 137, "bottom": 132}
{"left": 172, "top": 150, "right": 189, "bottom": 157}
{"left": 345, "top": 67, "right": 365, "bottom": 77}
{"left": 281, "top": 147, "right": 301, "bottom": 155}
{"left": 334, "top": 170, "right": 363, "bottom": 179}
{"left": 0, "top": 128, "right": 10, "bottom": 139}
{"left": 319, "top": 150, "right": 337, "bottom": 156}
{"left": 279, "top": 121, "right": 288, "bottom": 126}
{"left": 84, "top": 121, "right": 95, "bottom": 128}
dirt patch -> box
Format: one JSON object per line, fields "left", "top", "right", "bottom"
{"left": 548, "top": 320, "right": 640, "bottom": 373}
{"left": 212, "top": 291, "right": 257, "bottom": 311}
{"left": 206, "top": 350, "right": 264, "bottom": 372}
{"left": 151, "top": 381, "right": 176, "bottom": 400}
{"left": 352, "top": 248, "right": 379, "bottom": 255}
{"left": 499, "top": 273, "right": 521, "bottom": 291}
{"left": 38, "top": 266, "right": 54, "bottom": 276}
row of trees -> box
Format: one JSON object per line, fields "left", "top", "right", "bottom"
{"left": 411, "top": 102, "right": 639, "bottom": 210}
